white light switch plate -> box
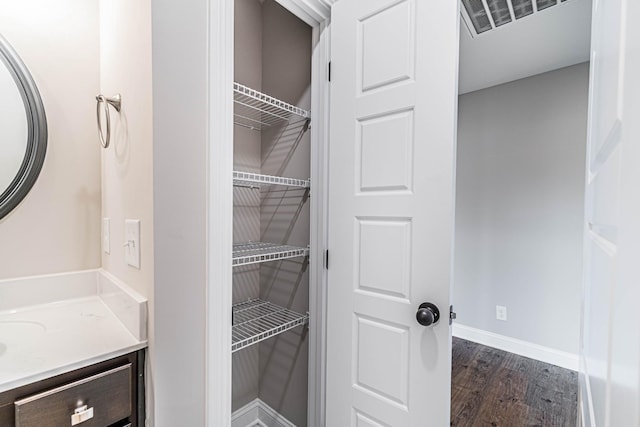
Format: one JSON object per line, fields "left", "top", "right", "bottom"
{"left": 102, "top": 218, "right": 110, "bottom": 254}
{"left": 124, "top": 219, "right": 141, "bottom": 269}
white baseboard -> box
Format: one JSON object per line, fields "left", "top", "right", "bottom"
{"left": 453, "top": 323, "right": 579, "bottom": 371}
{"left": 232, "top": 399, "right": 297, "bottom": 427}
{"left": 231, "top": 399, "right": 260, "bottom": 427}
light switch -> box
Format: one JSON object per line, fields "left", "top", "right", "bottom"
{"left": 102, "top": 218, "right": 110, "bottom": 254}
{"left": 124, "top": 219, "right": 141, "bottom": 269}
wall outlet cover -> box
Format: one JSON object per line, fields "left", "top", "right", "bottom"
{"left": 496, "top": 305, "right": 507, "bottom": 321}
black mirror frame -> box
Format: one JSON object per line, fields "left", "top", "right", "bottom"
{"left": 0, "top": 34, "right": 47, "bottom": 220}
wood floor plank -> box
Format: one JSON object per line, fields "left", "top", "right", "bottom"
{"left": 451, "top": 338, "right": 578, "bottom": 427}
{"left": 474, "top": 366, "right": 528, "bottom": 426}
{"left": 451, "top": 338, "right": 483, "bottom": 382}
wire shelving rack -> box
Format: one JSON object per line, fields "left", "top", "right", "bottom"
{"left": 233, "top": 171, "right": 310, "bottom": 189}
{"left": 232, "top": 242, "right": 309, "bottom": 267}
{"left": 232, "top": 299, "right": 308, "bottom": 352}
{"left": 233, "top": 82, "right": 310, "bottom": 131}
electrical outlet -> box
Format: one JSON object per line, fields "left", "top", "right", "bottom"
{"left": 496, "top": 305, "right": 507, "bottom": 321}
{"left": 102, "top": 218, "right": 110, "bottom": 254}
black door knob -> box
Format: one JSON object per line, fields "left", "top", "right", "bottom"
{"left": 416, "top": 302, "right": 440, "bottom": 326}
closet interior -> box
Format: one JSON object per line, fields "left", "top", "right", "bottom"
{"left": 232, "top": 0, "right": 312, "bottom": 425}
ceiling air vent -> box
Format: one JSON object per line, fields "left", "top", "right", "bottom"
{"left": 461, "top": 0, "right": 575, "bottom": 37}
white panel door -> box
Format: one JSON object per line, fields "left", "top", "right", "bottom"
{"left": 326, "top": 0, "right": 459, "bottom": 425}
{"left": 580, "top": 0, "right": 640, "bottom": 425}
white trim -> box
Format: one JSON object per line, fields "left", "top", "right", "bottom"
{"left": 307, "top": 18, "right": 331, "bottom": 427}
{"left": 453, "top": 323, "right": 579, "bottom": 371}
{"left": 232, "top": 399, "right": 297, "bottom": 427}
{"left": 207, "top": 0, "right": 234, "bottom": 426}
{"left": 578, "top": 379, "right": 589, "bottom": 427}
{"left": 273, "top": 0, "right": 331, "bottom": 26}
{"left": 580, "top": 354, "right": 598, "bottom": 426}
{"left": 231, "top": 399, "right": 261, "bottom": 427}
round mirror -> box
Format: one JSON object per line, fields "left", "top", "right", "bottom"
{"left": 0, "top": 34, "right": 47, "bottom": 220}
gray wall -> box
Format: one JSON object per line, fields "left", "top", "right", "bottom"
{"left": 454, "top": 63, "right": 589, "bottom": 354}
{"left": 233, "top": 0, "right": 263, "bottom": 411}
{"left": 232, "top": 1, "right": 311, "bottom": 425}
{"left": 259, "top": 2, "right": 311, "bottom": 426}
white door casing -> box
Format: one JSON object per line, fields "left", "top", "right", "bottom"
{"left": 326, "top": 0, "right": 459, "bottom": 425}
{"left": 580, "top": 0, "right": 640, "bottom": 425}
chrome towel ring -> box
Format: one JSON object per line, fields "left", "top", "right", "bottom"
{"left": 96, "top": 94, "right": 121, "bottom": 148}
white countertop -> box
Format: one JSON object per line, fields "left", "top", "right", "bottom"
{"left": 0, "top": 270, "right": 148, "bottom": 393}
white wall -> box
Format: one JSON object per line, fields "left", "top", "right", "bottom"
{"left": 151, "top": 0, "right": 213, "bottom": 424}
{"left": 0, "top": 0, "right": 101, "bottom": 279}
{"left": 99, "top": 0, "right": 154, "bottom": 423}
{"left": 454, "top": 63, "right": 589, "bottom": 354}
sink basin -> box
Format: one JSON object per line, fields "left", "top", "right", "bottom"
{"left": 0, "top": 320, "right": 47, "bottom": 352}
{"left": 0, "top": 321, "right": 48, "bottom": 375}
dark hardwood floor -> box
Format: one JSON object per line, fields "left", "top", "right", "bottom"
{"left": 451, "top": 337, "right": 578, "bottom": 427}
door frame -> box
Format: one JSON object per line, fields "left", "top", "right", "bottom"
{"left": 207, "top": 1, "right": 332, "bottom": 426}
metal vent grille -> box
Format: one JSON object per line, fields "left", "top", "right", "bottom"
{"left": 536, "top": 0, "right": 557, "bottom": 11}
{"left": 461, "top": 0, "right": 574, "bottom": 36}
{"left": 487, "top": 0, "right": 512, "bottom": 27}
{"left": 512, "top": 0, "right": 534, "bottom": 19}
{"left": 461, "top": 0, "right": 492, "bottom": 33}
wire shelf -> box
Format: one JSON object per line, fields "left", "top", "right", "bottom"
{"left": 232, "top": 299, "right": 308, "bottom": 352}
{"left": 232, "top": 242, "right": 309, "bottom": 267}
{"left": 233, "top": 171, "right": 310, "bottom": 189}
{"left": 234, "top": 82, "right": 310, "bottom": 131}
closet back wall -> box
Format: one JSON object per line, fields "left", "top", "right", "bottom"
{"left": 233, "top": 0, "right": 263, "bottom": 411}
{"left": 0, "top": 0, "right": 101, "bottom": 279}
{"left": 454, "top": 63, "right": 589, "bottom": 355}
{"left": 231, "top": 2, "right": 311, "bottom": 426}
{"left": 259, "top": 2, "right": 311, "bottom": 426}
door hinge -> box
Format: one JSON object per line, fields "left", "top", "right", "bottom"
{"left": 328, "top": 61, "right": 331, "bottom": 82}
{"left": 324, "top": 249, "right": 329, "bottom": 269}
{"left": 449, "top": 305, "right": 457, "bottom": 325}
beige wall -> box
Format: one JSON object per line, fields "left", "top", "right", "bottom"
{"left": 99, "top": 0, "right": 153, "bottom": 312}
{"left": 99, "top": 0, "right": 154, "bottom": 423}
{"left": 0, "top": 2, "right": 154, "bottom": 421}
{"left": 0, "top": 0, "right": 101, "bottom": 279}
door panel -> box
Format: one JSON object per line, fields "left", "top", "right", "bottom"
{"left": 580, "top": 0, "right": 640, "bottom": 425}
{"left": 589, "top": 0, "right": 622, "bottom": 160}
{"left": 358, "top": 1, "right": 414, "bottom": 93}
{"left": 327, "top": 0, "right": 459, "bottom": 425}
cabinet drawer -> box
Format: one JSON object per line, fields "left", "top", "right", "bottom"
{"left": 14, "top": 364, "right": 131, "bottom": 427}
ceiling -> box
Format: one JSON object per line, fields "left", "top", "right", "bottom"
{"left": 458, "top": 0, "right": 592, "bottom": 94}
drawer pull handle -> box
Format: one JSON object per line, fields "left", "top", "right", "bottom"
{"left": 71, "top": 405, "right": 94, "bottom": 426}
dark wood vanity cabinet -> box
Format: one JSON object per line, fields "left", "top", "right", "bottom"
{"left": 0, "top": 350, "right": 144, "bottom": 427}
